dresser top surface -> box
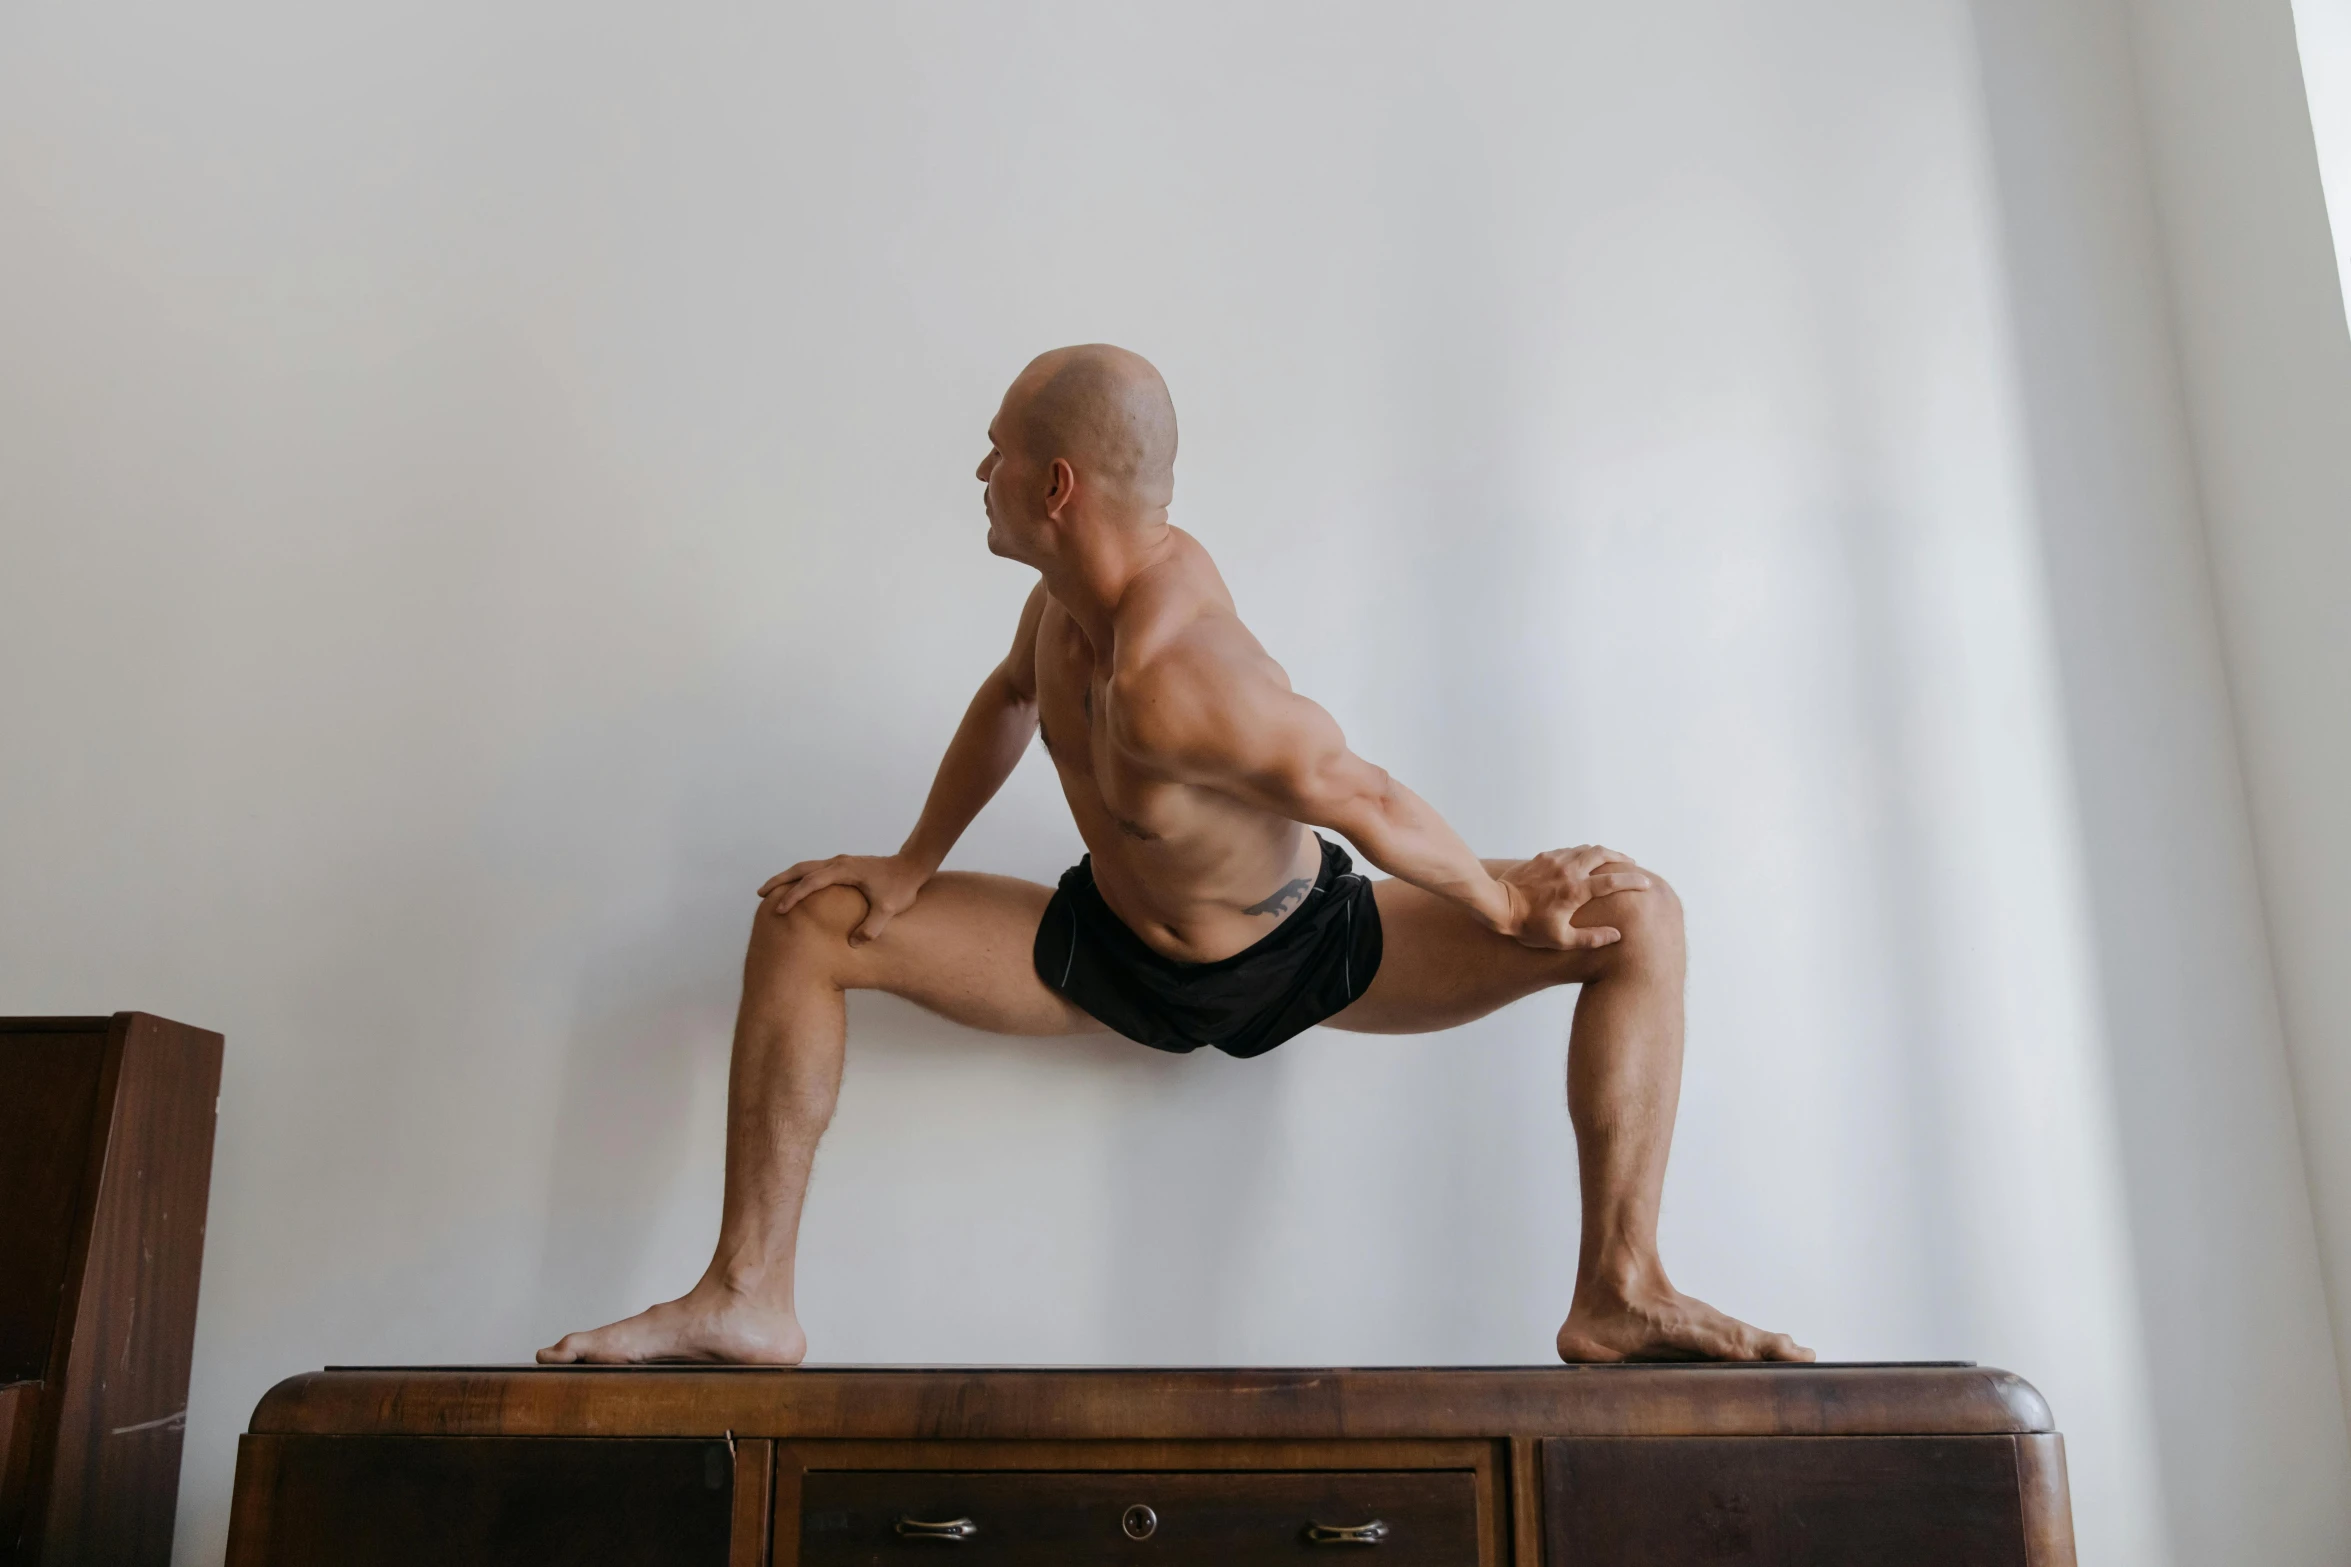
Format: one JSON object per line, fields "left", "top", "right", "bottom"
{"left": 249, "top": 1362, "right": 2055, "bottom": 1440}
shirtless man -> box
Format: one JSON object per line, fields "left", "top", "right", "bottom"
{"left": 541, "top": 344, "right": 1810, "bottom": 1367}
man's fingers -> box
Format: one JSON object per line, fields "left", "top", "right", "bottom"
{"left": 773, "top": 868, "right": 847, "bottom": 914}
{"left": 760, "top": 859, "right": 828, "bottom": 899}
{"left": 1523, "top": 922, "right": 1621, "bottom": 951}
{"left": 1587, "top": 871, "right": 1653, "bottom": 898}
{"left": 1570, "top": 843, "right": 1632, "bottom": 874}
{"left": 851, "top": 907, "right": 895, "bottom": 946}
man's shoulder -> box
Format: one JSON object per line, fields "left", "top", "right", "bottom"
{"left": 1109, "top": 614, "right": 1281, "bottom": 764}
{"left": 1114, "top": 530, "right": 1252, "bottom": 656}
{"left": 1111, "top": 592, "right": 1259, "bottom": 694}
{"left": 1112, "top": 622, "right": 1225, "bottom": 705}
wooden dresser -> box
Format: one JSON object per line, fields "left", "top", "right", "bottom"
{"left": 225, "top": 1363, "right": 2075, "bottom": 1565}
{"left": 2, "top": 1013, "right": 222, "bottom": 1567}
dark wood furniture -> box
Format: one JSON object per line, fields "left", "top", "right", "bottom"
{"left": 1, "top": 1013, "right": 224, "bottom": 1566}
{"left": 226, "top": 1362, "right": 2076, "bottom": 1565}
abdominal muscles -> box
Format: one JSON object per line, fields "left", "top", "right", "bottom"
{"left": 1055, "top": 763, "right": 1321, "bottom": 964}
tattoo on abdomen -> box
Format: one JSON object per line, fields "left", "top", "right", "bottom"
{"left": 1243, "top": 877, "right": 1313, "bottom": 918}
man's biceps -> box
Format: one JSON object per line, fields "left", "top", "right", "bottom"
{"left": 1292, "top": 736, "right": 1378, "bottom": 793}
{"left": 999, "top": 591, "right": 1048, "bottom": 687}
{"left": 988, "top": 656, "right": 1039, "bottom": 704}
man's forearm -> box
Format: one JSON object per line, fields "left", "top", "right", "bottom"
{"left": 1332, "top": 773, "right": 1514, "bottom": 931}
{"left": 896, "top": 671, "right": 1039, "bottom": 874}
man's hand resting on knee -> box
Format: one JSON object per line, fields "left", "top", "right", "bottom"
{"left": 762, "top": 853, "right": 933, "bottom": 946}
{"left": 1495, "top": 845, "right": 1654, "bottom": 952}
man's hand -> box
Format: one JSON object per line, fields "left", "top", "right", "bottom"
{"left": 1494, "top": 845, "right": 1654, "bottom": 951}
{"left": 758, "top": 853, "right": 932, "bottom": 946}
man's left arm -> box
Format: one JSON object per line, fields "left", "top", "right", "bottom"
{"left": 1115, "top": 647, "right": 1647, "bottom": 951}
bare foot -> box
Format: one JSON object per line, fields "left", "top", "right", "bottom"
{"left": 537, "top": 1280, "right": 808, "bottom": 1365}
{"left": 1557, "top": 1285, "right": 1814, "bottom": 1363}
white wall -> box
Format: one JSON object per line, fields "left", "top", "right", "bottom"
{"left": 1960, "top": 3, "right": 2351, "bottom": 1561}
{"left": 0, "top": 3, "right": 2339, "bottom": 1563}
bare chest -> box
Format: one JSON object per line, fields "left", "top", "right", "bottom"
{"left": 1032, "top": 608, "right": 1168, "bottom": 838}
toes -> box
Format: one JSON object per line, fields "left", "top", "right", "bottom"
{"left": 1676, "top": 1310, "right": 1778, "bottom": 1362}
{"left": 539, "top": 1330, "right": 613, "bottom": 1365}
{"left": 1727, "top": 1325, "right": 1812, "bottom": 1363}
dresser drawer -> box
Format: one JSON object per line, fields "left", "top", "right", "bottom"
{"left": 1542, "top": 1436, "right": 2032, "bottom": 1566}
{"left": 799, "top": 1469, "right": 1479, "bottom": 1565}
{"left": 234, "top": 1436, "right": 737, "bottom": 1566}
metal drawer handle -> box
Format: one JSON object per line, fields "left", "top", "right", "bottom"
{"left": 895, "top": 1517, "right": 979, "bottom": 1543}
{"left": 1306, "top": 1519, "right": 1391, "bottom": 1547}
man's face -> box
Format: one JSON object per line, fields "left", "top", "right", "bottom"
{"left": 976, "top": 382, "right": 1051, "bottom": 563}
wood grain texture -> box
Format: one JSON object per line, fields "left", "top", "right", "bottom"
{"left": 4, "top": 1012, "right": 223, "bottom": 1567}
{"left": 1542, "top": 1434, "right": 2028, "bottom": 1566}
{"left": 1505, "top": 1436, "right": 1540, "bottom": 1567}
{"left": 774, "top": 1445, "right": 809, "bottom": 1567}
{"left": 247, "top": 1363, "right": 2054, "bottom": 1442}
{"left": 732, "top": 1439, "right": 775, "bottom": 1567}
{"left": 222, "top": 1437, "right": 284, "bottom": 1567}
{"left": 2015, "top": 1433, "right": 2080, "bottom": 1567}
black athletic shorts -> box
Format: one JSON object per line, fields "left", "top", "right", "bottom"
{"left": 1033, "top": 835, "right": 1384, "bottom": 1059}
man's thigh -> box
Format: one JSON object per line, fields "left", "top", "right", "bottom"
{"left": 1327, "top": 862, "right": 1606, "bottom": 1035}
{"left": 767, "top": 872, "right": 1103, "bottom": 1038}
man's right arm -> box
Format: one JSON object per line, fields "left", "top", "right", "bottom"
{"left": 1114, "top": 634, "right": 1649, "bottom": 951}
{"left": 760, "top": 583, "right": 1048, "bottom": 943}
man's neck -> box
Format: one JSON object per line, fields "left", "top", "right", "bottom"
{"left": 1039, "top": 515, "right": 1175, "bottom": 650}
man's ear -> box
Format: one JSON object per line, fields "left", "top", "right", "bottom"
{"left": 1044, "top": 457, "right": 1078, "bottom": 520}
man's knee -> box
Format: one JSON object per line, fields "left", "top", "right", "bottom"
{"left": 750, "top": 884, "right": 869, "bottom": 973}
{"left": 1582, "top": 866, "right": 1684, "bottom": 966}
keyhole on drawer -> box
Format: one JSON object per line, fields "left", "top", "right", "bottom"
{"left": 1122, "top": 1504, "right": 1158, "bottom": 1540}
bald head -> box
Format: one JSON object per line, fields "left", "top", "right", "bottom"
{"left": 1009, "top": 344, "right": 1177, "bottom": 513}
